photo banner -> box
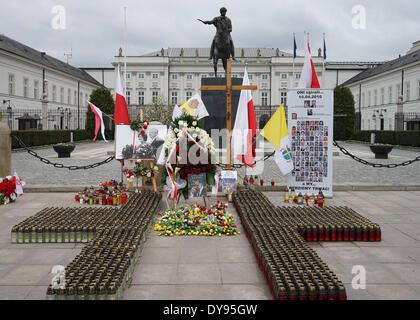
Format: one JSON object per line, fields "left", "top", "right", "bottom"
{"left": 287, "top": 89, "right": 334, "bottom": 197}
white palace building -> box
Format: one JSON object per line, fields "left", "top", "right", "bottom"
{"left": 2, "top": 33, "right": 419, "bottom": 131}
{"left": 0, "top": 35, "right": 102, "bottom": 130}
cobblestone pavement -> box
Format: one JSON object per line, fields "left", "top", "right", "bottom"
{"left": 1, "top": 191, "right": 420, "bottom": 300}
{"left": 11, "top": 140, "right": 420, "bottom": 187}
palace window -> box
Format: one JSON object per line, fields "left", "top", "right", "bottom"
{"left": 138, "top": 91, "right": 144, "bottom": 105}
{"left": 396, "top": 84, "right": 401, "bottom": 100}
{"left": 68, "top": 89, "right": 71, "bottom": 105}
{"left": 60, "top": 87, "right": 64, "bottom": 103}
{"left": 126, "top": 91, "right": 131, "bottom": 105}
{"left": 152, "top": 91, "right": 159, "bottom": 103}
{"left": 362, "top": 92, "right": 365, "bottom": 108}
{"left": 34, "top": 80, "right": 39, "bottom": 99}
{"left": 368, "top": 92, "right": 371, "bottom": 106}
{"left": 388, "top": 86, "right": 392, "bottom": 104}
{"left": 248, "top": 74, "right": 253, "bottom": 80}
{"left": 171, "top": 74, "right": 178, "bottom": 80}
{"left": 280, "top": 91, "right": 287, "bottom": 105}
{"left": 139, "top": 73, "right": 145, "bottom": 79}
{"left": 186, "top": 91, "right": 193, "bottom": 101}
{"left": 232, "top": 74, "right": 238, "bottom": 78}
{"left": 186, "top": 74, "right": 193, "bottom": 80}
{"left": 152, "top": 73, "right": 159, "bottom": 79}
{"left": 296, "top": 73, "right": 301, "bottom": 79}
{"left": 380, "top": 88, "right": 384, "bottom": 105}
{"left": 8, "top": 74, "right": 15, "bottom": 95}
{"left": 281, "top": 73, "right": 287, "bottom": 79}
{"left": 126, "top": 73, "right": 131, "bottom": 79}
{"left": 201, "top": 74, "right": 207, "bottom": 78}
{"left": 373, "top": 89, "right": 377, "bottom": 105}
{"left": 74, "top": 91, "right": 77, "bottom": 105}
{"left": 261, "top": 92, "right": 268, "bottom": 106}
{"left": 171, "top": 91, "right": 178, "bottom": 105}
{"left": 52, "top": 85, "right": 57, "bottom": 102}
{"left": 262, "top": 74, "right": 269, "bottom": 80}
{"left": 23, "top": 78, "right": 29, "bottom": 98}
{"left": 418, "top": 80, "right": 420, "bottom": 99}
{"left": 406, "top": 81, "right": 410, "bottom": 101}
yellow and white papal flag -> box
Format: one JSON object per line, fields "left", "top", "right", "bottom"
{"left": 261, "top": 104, "right": 294, "bottom": 175}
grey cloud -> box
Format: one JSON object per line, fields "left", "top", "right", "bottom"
{"left": 0, "top": 0, "right": 419, "bottom": 67}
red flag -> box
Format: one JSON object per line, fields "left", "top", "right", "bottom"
{"left": 114, "top": 64, "right": 131, "bottom": 124}
{"left": 298, "top": 42, "right": 320, "bottom": 89}
{"left": 232, "top": 68, "right": 258, "bottom": 168}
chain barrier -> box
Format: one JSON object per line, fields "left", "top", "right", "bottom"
{"left": 12, "top": 135, "right": 115, "bottom": 171}
{"left": 15, "top": 133, "right": 418, "bottom": 171}
{"left": 216, "top": 151, "right": 275, "bottom": 169}
{"left": 333, "top": 141, "right": 420, "bottom": 168}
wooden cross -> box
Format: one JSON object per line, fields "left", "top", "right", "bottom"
{"left": 200, "top": 59, "right": 257, "bottom": 169}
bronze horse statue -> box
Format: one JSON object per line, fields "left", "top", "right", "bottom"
{"left": 198, "top": 7, "right": 236, "bottom": 77}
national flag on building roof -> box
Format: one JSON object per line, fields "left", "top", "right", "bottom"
{"left": 323, "top": 34, "right": 327, "bottom": 60}
{"left": 232, "top": 67, "right": 258, "bottom": 168}
{"left": 114, "top": 64, "right": 131, "bottom": 125}
{"left": 293, "top": 34, "right": 297, "bottom": 59}
{"left": 298, "top": 42, "right": 320, "bottom": 89}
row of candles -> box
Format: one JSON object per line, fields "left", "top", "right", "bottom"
{"left": 244, "top": 176, "right": 275, "bottom": 187}
{"left": 13, "top": 191, "right": 163, "bottom": 300}
{"left": 233, "top": 190, "right": 347, "bottom": 300}
{"left": 74, "top": 187, "right": 128, "bottom": 206}
{"left": 284, "top": 189, "right": 326, "bottom": 207}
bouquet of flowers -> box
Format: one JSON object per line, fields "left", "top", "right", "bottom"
{"left": 0, "top": 176, "right": 18, "bottom": 205}
{"left": 154, "top": 201, "right": 239, "bottom": 237}
{"left": 131, "top": 160, "right": 159, "bottom": 178}
{"left": 161, "top": 114, "right": 217, "bottom": 199}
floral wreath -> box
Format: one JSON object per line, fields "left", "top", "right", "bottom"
{"left": 161, "top": 114, "right": 217, "bottom": 199}
{"left": 131, "top": 160, "right": 159, "bottom": 178}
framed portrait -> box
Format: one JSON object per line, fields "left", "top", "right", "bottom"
{"left": 115, "top": 124, "right": 168, "bottom": 160}
{"left": 188, "top": 173, "right": 207, "bottom": 198}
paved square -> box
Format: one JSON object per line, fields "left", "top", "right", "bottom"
{"left": 0, "top": 191, "right": 420, "bottom": 299}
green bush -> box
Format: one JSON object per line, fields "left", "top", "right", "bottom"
{"left": 86, "top": 88, "right": 115, "bottom": 140}
{"left": 334, "top": 86, "right": 356, "bottom": 140}
{"left": 351, "top": 130, "right": 420, "bottom": 147}
{"left": 11, "top": 130, "right": 90, "bottom": 149}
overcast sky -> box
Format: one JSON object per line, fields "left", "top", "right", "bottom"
{"left": 1, "top": 0, "right": 419, "bottom": 67}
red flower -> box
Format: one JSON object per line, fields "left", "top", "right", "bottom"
{"left": 140, "top": 130, "right": 145, "bottom": 135}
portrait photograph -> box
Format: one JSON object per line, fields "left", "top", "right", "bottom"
{"left": 115, "top": 124, "right": 167, "bottom": 160}
{"left": 188, "top": 173, "right": 207, "bottom": 198}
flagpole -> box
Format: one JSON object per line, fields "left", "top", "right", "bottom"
{"left": 322, "top": 33, "right": 326, "bottom": 88}
{"left": 292, "top": 33, "right": 295, "bottom": 89}
{"left": 124, "top": 6, "right": 127, "bottom": 99}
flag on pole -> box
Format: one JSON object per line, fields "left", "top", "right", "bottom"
{"left": 13, "top": 172, "right": 24, "bottom": 196}
{"left": 261, "top": 104, "right": 294, "bottom": 175}
{"left": 323, "top": 34, "right": 327, "bottom": 60}
{"left": 179, "top": 93, "right": 209, "bottom": 120}
{"left": 172, "top": 104, "right": 183, "bottom": 120}
{"left": 298, "top": 42, "right": 320, "bottom": 89}
{"left": 88, "top": 101, "right": 108, "bottom": 142}
{"left": 114, "top": 64, "right": 131, "bottom": 125}
{"left": 232, "top": 67, "right": 257, "bottom": 168}
{"left": 293, "top": 34, "right": 297, "bottom": 59}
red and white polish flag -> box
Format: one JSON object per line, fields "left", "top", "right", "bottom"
{"left": 232, "top": 67, "right": 258, "bottom": 168}
{"left": 114, "top": 64, "right": 131, "bottom": 125}
{"left": 298, "top": 42, "right": 321, "bottom": 89}
{"left": 88, "top": 101, "right": 108, "bottom": 142}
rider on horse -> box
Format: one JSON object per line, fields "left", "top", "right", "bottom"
{"left": 198, "top": 7, "right": 236, "bottom": 61}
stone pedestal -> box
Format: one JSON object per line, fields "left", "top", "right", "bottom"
{"left": 0, "top": 123, "right": 11, "bottom": 177}
{"left": 201, "top": 77, "right": 243, "bottom": 148}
